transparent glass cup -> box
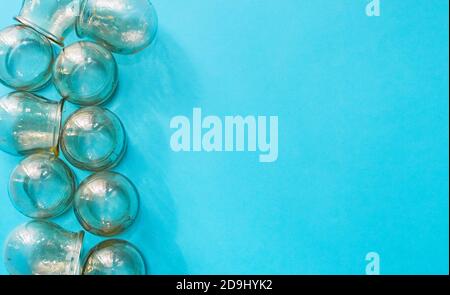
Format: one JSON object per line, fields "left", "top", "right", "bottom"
{"left": 83, "top": 239, "right": 146, "bottom": 275}
{"left": 60, "top": 106, "right": 127, "bottom": 171}
{"left": 15, "top": 0, "right": 81, "bottom": 46}
{"left": 0, "top": 92, "right": 62, "bottom": 156}
{"left": 0, "top": 25, "right": 54, "bottom": 91}
{"left": 3, "top": 220, "right": 84, "bottom": 275}
{"left": 76, "top": 0, "right": 158, "bottom": 54}
{"left": 74, "top": 172, "right": 139, "bottom": 236}
{"left": 9, "top": 153, "right": 76, "bottom": 219}
{"left": 53, "top": 41, "right": 118, "bottom": 106}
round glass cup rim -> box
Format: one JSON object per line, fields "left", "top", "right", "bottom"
{"left": 54, "top": 41, "right": 119, "bottom": 106}
{"left": 13, "top": 16, "right": 65, "bottom": 47}
{"left": 74, "top": 212, "right": 128, "bottom": 236}
{"left": 82, "top": 238, "right": 147, "bottom": 275}
{"left": 0, "top": 24, "right": 55, "bottom": 91}
{"left": 60, "top": 107, "right": 127, "bottom": 171}
{"left": 74, "top": 171, "right": 140, "bottom": 236}
{"left": 0, "top": 74, "right": 53, "bottom": 93}
{"left": 7, "top": 152, "right": 76, "bottom": 219}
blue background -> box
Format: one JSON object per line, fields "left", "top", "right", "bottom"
{"left": 0, "top": 0, "right": 448, "bottom": 274}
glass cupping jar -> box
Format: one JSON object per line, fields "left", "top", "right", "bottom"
{"left": 74, "top": 172, "right": 139, "bottom": 236}
{"left": 0, "top": 92, "right": 62, "bottom": 156}
{"left": 4, "top": 220, "right": 84, "bottom": 275}
{"left": 15, "top": 0, "right": 81, "bottom": 46}
{"left": 9, "top": 153, "right": 76, "bottom": 219}
{"left": 53, "top": 41, "right": 118, "bottom": 106}
{"left": 0, "top": 25, "right": 54, "bottom": 91}
{"left": 76, "top": 0, "right": 158, "bottom": 54}
{"left": 83, "top": 239, "right": 146, "bottom": 275}
{"left": 60, "top": 106, "right": 127, "bottom": 171}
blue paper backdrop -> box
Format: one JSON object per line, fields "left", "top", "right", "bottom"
{"left": 0, "top": 0, "right": 448, "bottom": 274}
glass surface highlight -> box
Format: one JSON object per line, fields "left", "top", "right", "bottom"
{"left": 53, "top": 41, "right": 118, "bottom": 106}
{"left": 0, "top": 25, "right": 54, "bottom": 91}
{"left": 74, "top": 172, "right": 139, "bottom": 236}
{"left": 9, "top": 153, "right": 76, "bottom": 219}
{"left": 15, "top": 0, "right": 80, "bottom": 46}
{"left": 83, "top": 239, "right": 146, "bottom": 275}
{"left": 0, "top": 92, "right": 62, "bottom": 156}
{"left": 61, "top": 106, "right": 127, "bottom": 171}
{"left": 3, "top": 220, "right": 84, "bottom": 275}
{"left": 76, "top": 0, "right": 158, "bottom": 54}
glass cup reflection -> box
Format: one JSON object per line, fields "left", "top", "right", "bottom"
{"left": 9, "top": 153, "right": 76, "bottom": 219}
{"left": 3, "top": 220, "right": 84, "bottom": 275}
{"left": 0, "top": 25, "right": 54, "bottom": 91}
{"left": 83, "top": 239, "right": 146, "bottom": 275}
{"left": 74, "top": 172, "right": 139, "bottom": 236}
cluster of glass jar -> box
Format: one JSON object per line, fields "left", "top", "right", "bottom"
{"left": 0, "top": 0, "right": 157, "bottom": 275}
